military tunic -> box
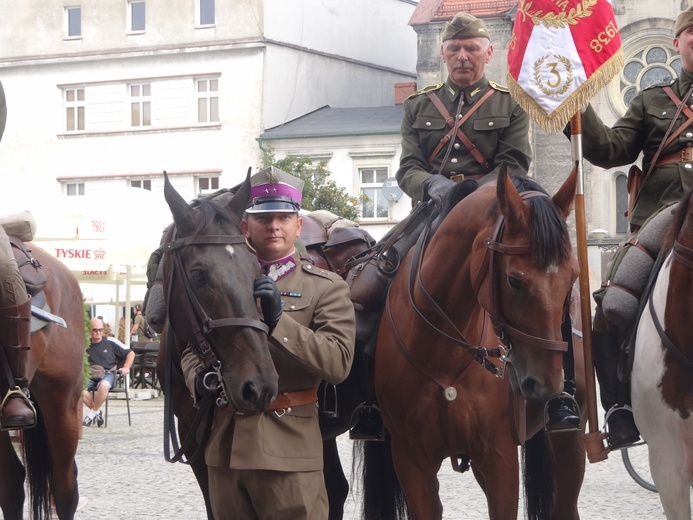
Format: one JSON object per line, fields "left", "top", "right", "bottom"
{"left": 396, "top": 76, "right": 532, "bottom": 202}
{"left": 181, "top": 252, "right": 355, "bottom": 518}
{"left": 577, "top": 68, "right": 693, "bottom": 228}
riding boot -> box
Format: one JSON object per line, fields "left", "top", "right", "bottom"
{"left": 0, "top": 297, "right": 36, "bottom": 430}
{"left": 349, "top": 353, "right": 384, "bottom": 441}
{"left": 593, "top": 329, "right": 639, "bottom": 449}
{"left": 545, "top": 326, "right": 581, "bottom": 432}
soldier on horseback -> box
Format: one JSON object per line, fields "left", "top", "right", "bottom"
{"left": 0, "top": 80, "right": 36, "bottom": 431}
{"left": 566, "top": 5, "right": 693, "bottom": 449}
{"left": 350, "top": 12, "right": 581, "bottom": 439}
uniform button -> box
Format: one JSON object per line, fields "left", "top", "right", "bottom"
{"left": 453, "top": 143, "right": 461, "bottom": 149}
{"left": 686, "top": 164, "right": 692, "bottom": 169}
{"left": 306, "top": 265, "right": 312, "bottom": 270}
{"left": 687, "top": 132, "right": 693, "bottom": 138}
{"left": 289, "top": 305, "right": 295, "bottom": 310}
{"left": 451, "top": 158, "right": 458, "bottom": 163}
{"left": 283, "top": 337, "right": 289, "bottom": 344}
{"left": 662, "top": 111, "right": 667, "bottom": 116}
{"left": 457, "top": 113, "right": 463, "bottom": 119}
{"left": 488, "top": 121, "right": 494, "bottom": 127}
{"left": 425, "top": 121, "right": 432, "bottom": 126}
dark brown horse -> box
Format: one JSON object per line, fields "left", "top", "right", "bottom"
{"left": 0, "top": 244, "right": 85, "bottom": 519}
{"left": 358, "top": 165, "right": 586, "bottom": 520}
{"left": 157, "top": 171, "right": 279, "bottom": 518}
{"left": 632, "top": 188, "right": 693, "bottom": 519}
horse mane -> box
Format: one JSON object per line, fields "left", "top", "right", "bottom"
{"left": 661, "top": 186, "right": 693, "bottom": 253}
{"left": 186, "top": 191, "right": 242, "bottom": 236}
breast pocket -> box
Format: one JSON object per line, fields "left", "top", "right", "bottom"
{"left": 647, "top": 104, "right": 675, "bottom": 123}
{"left": 412, "top": 115, "right": 447, "bottom": 131}
{"left": 282, "top": 296, "right": 313, "bottom": 314}
{"left": 473, "top": 116, "right": 510, "bottom": 132}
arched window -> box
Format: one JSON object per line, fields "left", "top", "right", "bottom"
{"left": 615, "top": 173, "right": 628, "bottom": 234}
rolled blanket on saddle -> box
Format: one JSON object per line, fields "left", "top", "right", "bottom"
{"left": 0, "top": 211, "right": 36, "bottom": 242}
{"left": 601, "top": 203, "right": 678, "bottom": 330}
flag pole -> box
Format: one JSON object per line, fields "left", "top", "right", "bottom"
{"left": 570, "top": 112, "right": 608, "bottom": 462}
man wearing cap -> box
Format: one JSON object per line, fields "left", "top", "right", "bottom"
{"left": 396, "top": 12, "right": 532, "bottom": 203}
{"left": 181, "top": 166, "right": 355, "bottom": 519}
{"left": 562, "top": 6, "right": 693, "bottom": 450}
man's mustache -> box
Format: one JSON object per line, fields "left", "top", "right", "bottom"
{"left": 453, "top": 62, "right": 473, "bottom": 70}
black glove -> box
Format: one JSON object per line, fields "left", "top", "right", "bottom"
{"left": 253, "top": 275, "right": 283, "bottom": 332}
{"left": 422, "top": 175, "right": 455, "bottom": 201}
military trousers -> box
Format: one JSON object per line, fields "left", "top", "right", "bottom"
{"left": 208, "top": 465, "right": 328, "bottom": 520}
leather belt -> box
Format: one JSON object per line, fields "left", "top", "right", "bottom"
{"left": 225, "top": 388, "right": 318, "bottom": 414}
{"left": 654, "top": 147, "right": 693, "bottom": 166}
{"left": 450, "top": 173, "right": 483, "bottom": 183}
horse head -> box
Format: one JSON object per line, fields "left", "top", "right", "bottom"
{"left": 162, "top": 170, "right": 278, "bottom": 414}
{"left": 467, "top": 164, "right": 579, "bottom": 401}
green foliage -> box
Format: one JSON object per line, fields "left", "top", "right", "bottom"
{"left": 261, "top": 149, "right": 367, "bottom": 221}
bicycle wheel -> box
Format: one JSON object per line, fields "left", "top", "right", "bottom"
{"left": 621, "top": 443, "right": 657, "bottom": 493}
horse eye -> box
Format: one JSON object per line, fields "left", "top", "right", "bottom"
{"left": 190, "top": 269, "right": 207, "bottom": 285}
{"left": 508, "top": 276, "right": 523, "bottom": 290}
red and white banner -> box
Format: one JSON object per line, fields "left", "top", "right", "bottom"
{"left": 507, "top": 0, "right": 623, "bottom": 134}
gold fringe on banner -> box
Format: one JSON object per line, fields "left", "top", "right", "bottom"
{"left": 507, "top": 49, "right": 624, "bottom": 135}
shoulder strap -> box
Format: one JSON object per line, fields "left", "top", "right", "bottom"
{"left": 649, "top": 86, "right": 693, "bottom": 177}
{"left": 426, "top": 90, "right": 495, "bottom": 171}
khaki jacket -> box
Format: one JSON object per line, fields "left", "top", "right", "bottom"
{"left": 575, "top": 68, "right": 693, "bottom": 228}
{"left": 397, "top": 76, "right": 531, "bottom": 202}
{"left": 181, "top": 252, "right": 355, "bottom": 472}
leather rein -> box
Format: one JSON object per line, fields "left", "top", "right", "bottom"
{"left": 648, "top": 240, "right": 693, "bottom": 371}
{"left": 162, "top": 231, "right": 269, "bottom": 464}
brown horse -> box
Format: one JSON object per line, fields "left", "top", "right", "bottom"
{"left": 0, "top": 244, "right": 85, "bottom": 519}
{"left": 632, "top": 188, "right": 693, "bottom": 519}
{"left": 358, "top": 165, "right": 586, "bottom": 520}
{"left": 157, "top": 171, "right": 279, "bottom": 518}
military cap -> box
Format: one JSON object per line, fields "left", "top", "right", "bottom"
{"left": 246, "top": 166, "right": 304, "bottom": 214}
{"left": 676, "top": 6, "right": 693, "bottom": 37}
{"left": 442, "top": 13, "right": 490, "bottom": 42}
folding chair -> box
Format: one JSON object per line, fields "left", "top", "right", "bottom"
{"left": 104, "top": 367, "right": 132, "bottom": 427}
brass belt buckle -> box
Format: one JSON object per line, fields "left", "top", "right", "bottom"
{"left": 450, "top": 173, "right": 465, "bottom": 183}
{"left": 683, "top": 148, "right": 693, "bottom": 162}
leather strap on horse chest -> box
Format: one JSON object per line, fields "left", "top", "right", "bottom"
{"left": 222, "top": 388, "right": 319, "bottom": 414}
{"left": 426, "top": 90, "right": 495, "bottom": 171}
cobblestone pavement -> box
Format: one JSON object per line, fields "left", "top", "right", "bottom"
{"left": 65, "top": 397, "right": 670, "bottom": 519}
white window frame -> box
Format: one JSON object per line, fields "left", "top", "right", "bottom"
{"left": 66, "top": 182, "right": 85, "bottom": 196}
{"left": 196, "top": 78, "right": 219, "bottom": 124}
{"left": 128, "top": 0, "right": 146, "bottom": 33}
{"left": 358, "top": 167, "right": 389, "bottom": 221}
{"left": 196, "top": 0, "right": 215, "bottom": 27}
{"left": 197, "top": 176, "right": 220, "bottom": 194}
{"left": 65, "top": 6, "right": 81, "bottom": 39}
{"left": 129, "top": 83, "right": 151, "bottom": 127}
{"left": 131, "top": 179, "right": 152, "bottom": 191}
{"left": 64, "top": 88, "right": 86, "bottom": 132}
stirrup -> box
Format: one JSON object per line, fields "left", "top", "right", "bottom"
{"left": 0, "top": 387, "right": 37, "bottom": 431}
{"left": 604, "top": 404, "right": 640, "bottom": 449}
{"left": 349, "top": 403, "right": 384, "bottom": 441}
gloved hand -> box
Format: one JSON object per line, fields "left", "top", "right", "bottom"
{"left": 422, "top": 175, "right": 456, "bottom": 201}
{"left": 253, "top": 275, "right": 283, "bottom": 332}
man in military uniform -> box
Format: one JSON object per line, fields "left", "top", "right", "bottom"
{"left": 0, "top": 80, "right": 36, "bottom": 430}
{"left": 396, "top": 12, "right": 532, "bottom": 203}
{"left": 565, "top": 6, "right": 693, "bottom": 449}
{"left": 181, "top": 167, "right": 355, "bottom": 519}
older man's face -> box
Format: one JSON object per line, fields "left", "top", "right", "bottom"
{"left": 441, "top": 37, "right": 493, "bottom": 88}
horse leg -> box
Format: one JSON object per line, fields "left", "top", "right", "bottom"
{"left": 548, "top": 431, "right": 584, "bottom": 520}
{"left": 189, "top": 457, "right": 214, "bottom": 520}
{"left": 0, "top": 432, "right": 25, "bottom": 520}
{"left": 389, "top": 437, "right": 443, "bottom": 520}
{"left": 323, "top": 437, "right": 348, "bottom": 520}
{"left": 648, "top": 439, "right": 692, "bottom": 520}
{"left": 469, "top": 442, "right": 520, "bottom": 520}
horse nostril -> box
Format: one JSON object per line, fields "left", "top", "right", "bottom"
{"left": 521, "top": 377, "right": 539, "bottom": 398}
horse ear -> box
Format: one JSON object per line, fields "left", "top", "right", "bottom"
{"left": 228, "top": 167, "right": 252, "bottom": 218}
{"left": 496, "top": 163, "right": 528, "bottom": 226}
{"left": 163, "top": 170, "right": 195, "bottom": 233}
{"left": 551, "top": 163, "right": 578, "bottom": 220}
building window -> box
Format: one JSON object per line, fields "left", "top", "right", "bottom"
{"left": 196, "top": 78, "right": 219, "bottom": 123}
{"left": 66, "top": 183, "right": 85, "bottom": 196}
{"left": 66, "top": 6, "right": 81, "bottom": 38}
{"left": 198, "top": 176, "right": 219, "bottom": 193}
{"left": 128, "top": 1, "right": 146, "bottom": 32}
{"left": 615, "top": 173, "right": 628, "bottom": 234}
{"left": 359, "top": 167, "right": 388, "bottom": 219}
{"left": 198, "top": 0, "right": 215, "bottom": 25}
{"left": 131, "top": 179, "right": 152, "bottom": 191}
{"left": 130, "top": 84, "right": 151, "bottom": 127}
{"left": 65, "top": 88, "right": 85, "bottom": 132}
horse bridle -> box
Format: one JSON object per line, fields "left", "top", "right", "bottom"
{"left": 647, "top": 240, "right": 693, "bottom": 371}
{"left": 404, "top": 190, "right": 568, "bottom": 379}
{"left": 164, "top": 232, "right": 269, "bottom": 405}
